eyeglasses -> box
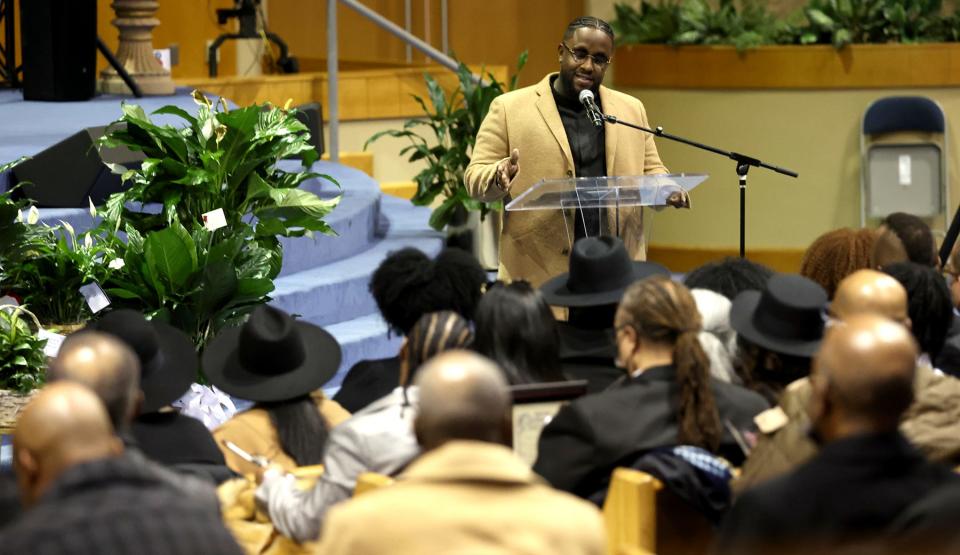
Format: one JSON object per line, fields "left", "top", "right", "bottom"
{"left": 561, "top": 42, "right": 612, "bottom": 68}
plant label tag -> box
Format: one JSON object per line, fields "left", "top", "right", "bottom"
{"left": 202, "top": 208, "right": 227, "bottom": 231}
{"left": 79, "top": 282, "right": 111, "bottom": 313}
{"left": 153, "top": 48, "right": 172, "bottom": 71}
{"left": 899, "top": 155, "right": 912, "bottom": 187}
{"left": 38, "top": 329, "right": 66, "bottom": 358}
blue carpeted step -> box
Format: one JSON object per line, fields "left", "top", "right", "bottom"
{"left": 320, "top": 312, "right": 404, "bottom": 394}
{"left": 270, "top": 233, "right": 443, "bottom": 325}
{"left": 276, "top": 161, "right": 382, "bottom": 276}
{"left": 30, "top": 162, "right": 382, "bottom": 274}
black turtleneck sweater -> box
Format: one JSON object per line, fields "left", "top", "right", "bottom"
{"left": 551, "top": 78, "right": 607, "bottom": 240}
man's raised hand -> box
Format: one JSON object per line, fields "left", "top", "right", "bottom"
{"left": 497, "top": 149, "right": 520, "bottom": 192}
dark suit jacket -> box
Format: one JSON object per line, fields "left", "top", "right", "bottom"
{"left": 0, "top": 456, "right": 243, "bottom": 555}
{"left": 934, "top": 315, "right": 960, "bottom": 377}
{"left": 715, "top": 432, "right": 960, "bottom": 555}
{"left": 533, "top": 364, "right": 768, "bottom": 498}
{"left": 333, "top": 356, "right": 401, "bottom": 414}
{"left": 557, "top": 323, "right": 624, "bottom": 394}
{"left": 131, "top": 412, "right": 234, "bottom": 484}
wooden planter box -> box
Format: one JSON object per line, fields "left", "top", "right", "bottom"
{"left": 613, "top": 43, "right": 960, "bottom": 89}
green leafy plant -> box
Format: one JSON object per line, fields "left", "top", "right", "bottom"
{"left": 0, "top": 211, "right": 118, "bottom": 325}
{"left": 800, "top": 0, "right": 956, "bottom": 47}
{"left": 95, "top": 92, "right": 340, "bottom": 348}
{"left": 613, "top": 0, "right": 959, "bottom": 50}
{"left": 0, "top": 305, "right": 47, "bottom": 393}
{"left": 613, "top": 0, "right": 798, "bottom": 51}
{"left": 364, "top": 53, "right": 527, "bottom": 231}
{"left": 0, "top": 160, "right": 118, "bottom": 326}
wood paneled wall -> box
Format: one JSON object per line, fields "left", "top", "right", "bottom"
{"left": 267, "top": 0, "right": 585, "bottom": 87}
{"left": 97, "top": 0, "right": 238, "bottom": 79}
{"left": 10, "top": 1, "right": 589, "bottom": 84}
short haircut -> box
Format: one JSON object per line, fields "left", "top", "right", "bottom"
{"left": 684, "top": 257, "right": 774, "bottom": 300}
{"left": 369, "top": 247, "right": 487, "bottom": 336}
{"left": 883, "top": 262, "right": 953, "bottom": 358}
{"left": 47, "top": 332, "right": 141, "bottom": 431}
{"left": 882, "top": 213, "right": 937, "bottom": 267}
{"left": 563, "top": 16, "right": 615, "bottom": 42}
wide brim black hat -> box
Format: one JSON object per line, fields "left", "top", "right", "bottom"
{"left": 202, "top": 306, "right": 341, "bottom": 403}
{"left": 730, "top": 274, "right": 827, "bottom": 358}
{"left": 540, "top": 236, "right": 670, "bottom": 307}
{"left": 541, "top": 261, "right": 670, "bottom": 307}
{"left": 88, "top": 310, "right": 198, "bottom": 414}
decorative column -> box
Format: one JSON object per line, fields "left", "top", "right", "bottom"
{"left": 99, "top": 0, "right": 175, "bottom": 96}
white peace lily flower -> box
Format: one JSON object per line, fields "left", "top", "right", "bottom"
{"left": 15, "top": 209, "right": 22, "bottom": 223}
{"left": 60, "top": 220, "right": 75, "bottom": 237}
{"left": 83, "top": 233, "right": 93, "bottom": 249}
{"left": 108, "top": 258, "right": 125, "bottom": 270}
{"left": 26, "top": 206, "right": 39, "bottom": 225}
{"left": 88, "top": 197, "right": 97, "bottom": 217}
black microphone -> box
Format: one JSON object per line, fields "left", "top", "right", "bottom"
{"left": 578, "top": 89, "right": 604, "bottom": 128}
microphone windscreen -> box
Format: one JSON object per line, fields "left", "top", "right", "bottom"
{"left": 578, "top": 89, "right": 595, "bottom": 103}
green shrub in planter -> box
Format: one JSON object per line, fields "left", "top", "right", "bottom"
{"left": 0, "top": 158, "right": 119, "bottom": 326}
{"left": 364, "top": 54, "right": 526, "bottom": 231}
{"left": 96, "top": 92, "right": 340, "bottom": 348}
{"left": 0, "top": 305, "right": 46, "bottom": 393}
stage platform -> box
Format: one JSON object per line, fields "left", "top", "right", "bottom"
{"left": 0, "top": 88, "right": 443, "bottom": 398}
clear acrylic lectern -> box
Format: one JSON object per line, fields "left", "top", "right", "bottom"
{"left": 505, "top": 174, "right": 708, "bottom": 243}
{"left": 505, "top": 174, "right": 708, "bottom": 212}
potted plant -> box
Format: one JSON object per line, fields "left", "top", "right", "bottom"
{"left": 0, "top": 305, "right": 47, "bottom": 431}
{"left": 95, "top": 91, "right": 341, "bottom": 352}
{"left": 0, "top": 159, "right": 118, "bottom": 329}
{"left": 364, "top": 53, "right": 527, "bottom": 269}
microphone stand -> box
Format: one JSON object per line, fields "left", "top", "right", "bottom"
{"left": 600, "top": 112, "right": 798, "bottom": 258}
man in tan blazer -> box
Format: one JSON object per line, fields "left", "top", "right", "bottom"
{"left": 317, "top": 351, "right": 606, "bottom": 555}
{"left": 465, "top": 16, "right": 668, "bottom": 286}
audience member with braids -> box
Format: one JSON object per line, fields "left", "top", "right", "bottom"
{"left": 334, "top": 247, "right": 486, "bottom": 413}
{"left": 800, "top": 227, "right": 877, "bottom": 298}
{"left": 256, "top": 311, "right": 474, "bottom": 543}
{"left": 473, "top": 281, "right": 566, "bottom": 384}
{"left": 533, "top": 275, "right": 768, "bottom": 499}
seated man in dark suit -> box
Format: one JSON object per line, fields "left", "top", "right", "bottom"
{"left": 716, "top": 314, "right": 960, "bottom": 555}
{"left": 540, "top": 236, "right": 669, "bottom": 393}
{"left": 0, "top": 382, "right": 243, "bottom": 555}
{"left": 534, "top": 275, "right": 768, "bottom": 499}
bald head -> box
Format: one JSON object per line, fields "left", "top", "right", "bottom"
{"left": 413, "top": 350, "right": 511, "bottom": 451}
{"left": 48, "top": 331, "right": 141, "bottom": 431}
{"left": 14, "top": 382, "right": 123, "bottom": 506}
{"left": 830, "top": 269, "right": 910, "bottom": 326}
{"left": 811, "top": 314, "right": 918, "bottom": 439}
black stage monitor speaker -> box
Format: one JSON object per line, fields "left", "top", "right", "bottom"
{"left": 20, "top": 0, "right": 97, "bottom": 101}
{"left": 13, "top": 127, "right": 144, "bottom": 208}
{"left": 294, "top": 103, "right": 325, "bottom": 159}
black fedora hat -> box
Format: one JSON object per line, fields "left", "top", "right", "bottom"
{"left": 202, "top": 305, "right": 341, "bottom": 402}
{"left": 87, "top": 309, "right": 198, "bottom": 414}
{"left": 730, "top": 274, "right": 828, "bottom": 358}
{"left": 540, "top": 236, "right": 670, "bottom": 307}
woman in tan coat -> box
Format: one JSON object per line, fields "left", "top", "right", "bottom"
{"left": 203, "top": 305, "right": 351, "bottom": 477}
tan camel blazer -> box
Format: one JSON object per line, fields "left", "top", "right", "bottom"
{"left": 317, "top": 440, "right": 606, "bottom": 554}
{"left": 464, "top": 73, "right": 668, "bottom": 286}
{"left": 213, "top": 391, "right": 351, "bottom": 477}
